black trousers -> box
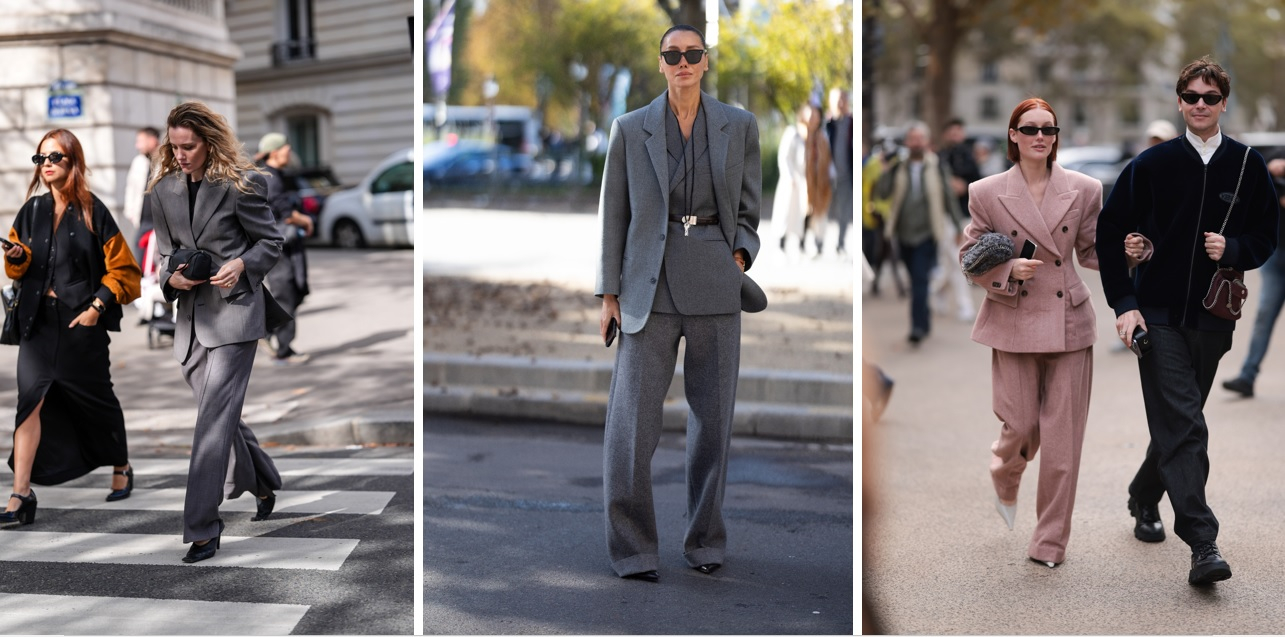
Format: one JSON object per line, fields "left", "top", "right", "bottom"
{"left": 1129, "top": 325, "right": 1232, "bottom": 546}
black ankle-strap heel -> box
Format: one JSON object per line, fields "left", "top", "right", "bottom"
{"left": 0, "top": 490, "right": 37, "bottom": 525}
{"left": 106, "top": 467, "right": 134, "bottom": 502}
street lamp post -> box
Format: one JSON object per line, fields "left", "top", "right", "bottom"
{"left": 569, "top": 60, "right": 588, "bottom": 185}
{"left": 482, "top": 75, "right": 500, "bottom": 187}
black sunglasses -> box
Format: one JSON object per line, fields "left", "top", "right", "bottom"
{"left": 1180, "top": 92, "right": 1224, "bottom": 106}
{"left": 31, "top": 152, "right": 67, "bottom": 165}
{"left": 661, "top": 49, "right": 706, "bottom": 65}
{"left": 1015, "top": 126, "right": 1060, "bottom": 137}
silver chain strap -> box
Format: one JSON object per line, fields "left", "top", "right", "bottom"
{"left": 1217, "top": 147, "right": 1252, "bottom": 235}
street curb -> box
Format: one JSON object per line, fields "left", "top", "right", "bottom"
{"left": 256, "top": 411, "right": 415, "bottom": 446}
{"left": 424, "top": 353, "right": 854, "bottom": 407}
{"left": 423, "top": 385, "right": 853, "bottom": 442}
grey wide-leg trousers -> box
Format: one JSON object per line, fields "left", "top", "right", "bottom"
{"left": 603, "top": 311, "right": 740, "bottom": 576}
{"left": 180, "top": 339, "right": 283, "bottom": 543}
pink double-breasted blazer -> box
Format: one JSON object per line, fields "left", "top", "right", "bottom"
{"left": 960, "top": 163, "right": 1102, "bottom": 353}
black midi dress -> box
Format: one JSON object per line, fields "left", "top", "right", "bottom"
{"left": 5, "top": 193, "right": 142, "bottom": 485}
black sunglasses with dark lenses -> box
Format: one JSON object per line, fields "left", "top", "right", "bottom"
{"left": 31, "top": 152, "right": 67, "bottom": 165}
{"left": 661, "top": 49, "right": 706, "bottom": 65}
{"left": 1015, "top": 126, "right": 1060, "bottom": 136}
{"left": 1180, "top": 92, "right": 1224, "bottom": 106}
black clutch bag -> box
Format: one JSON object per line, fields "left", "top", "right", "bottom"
{"left": 170, "top": 248, "right": 214, "bottom": 280}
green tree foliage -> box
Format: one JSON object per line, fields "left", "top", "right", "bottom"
{"left": 465, "top": 0, "right": 670, "bottom": 133}
{"left": 718, "top": 1, "right": 854, "bottom": 119}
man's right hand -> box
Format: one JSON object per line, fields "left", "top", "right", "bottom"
{"left": 168, "top": 263, "right": 207, "bottom": 291}
{"left": 600, "top": 294, "right": 622, "bottom": 342}
{"left": 1116, "top": 309, "right": 1147, "bottom": 348}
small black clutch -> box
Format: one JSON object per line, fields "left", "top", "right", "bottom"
{"left": 961, "top": 232, "right": 1015, "bottom": 277}
{"left": 170, "top": 248, "right": 214, "bottom": 280}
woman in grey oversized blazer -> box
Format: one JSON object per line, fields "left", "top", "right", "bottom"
{"left": 595, "top": 24, "right": 761, "bottom": 582}
{"left": 147, "top": 101, "right": 285, "bottom": 563}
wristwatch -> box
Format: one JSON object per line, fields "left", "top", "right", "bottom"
{"left": 90, "top": 299, "right": 106, "bottom": 313}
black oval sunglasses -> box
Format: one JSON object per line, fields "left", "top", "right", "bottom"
{"left": 32, "top": 152, "right": 67, "bottom": 165}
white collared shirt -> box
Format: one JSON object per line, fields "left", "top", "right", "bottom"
{"left": 1186, "top": 128, "right": 1222, "bottom": 165}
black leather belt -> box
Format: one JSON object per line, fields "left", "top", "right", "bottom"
{"left": 667, "top": 215, "right": 718, "bottom": 225}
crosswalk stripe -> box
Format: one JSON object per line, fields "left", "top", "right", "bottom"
{"left": 83, "top": 457, "right": 415, "bottom": 477}
{"left": 0, "top": 592, "right": 310, "bottom": 635}
{"left": 35, "top": 488, "right": 394, "bottom": 515}
{"left": 0, "top": 531, "right": 359, "bottom": 571}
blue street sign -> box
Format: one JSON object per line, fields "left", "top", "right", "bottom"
{"left": 48, "top": 80, "right": 83, "bottom": 119}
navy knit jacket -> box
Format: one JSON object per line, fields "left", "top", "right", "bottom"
{"left": 1097, "top": 135, "right": 1278, "bottom": 331}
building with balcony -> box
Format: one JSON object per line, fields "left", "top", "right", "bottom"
{"left": 225, "top": 0, "right": 414, "bottom": 187}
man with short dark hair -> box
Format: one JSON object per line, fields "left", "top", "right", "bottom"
{"left": 939, "top": 117, "right": 981, "bottom": 216}
{"left": 1097, "top": 56, "right": 1278, "bottom": 586}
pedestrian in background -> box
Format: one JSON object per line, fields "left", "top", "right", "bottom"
{"left": 876, "top": 121, "right": 963, "bottom": 345}
{"left": 1221, "top": 154, "right": 1285, "bottom": 397}
{"left": 961, "top": 98, "right": 1108, "bottom": 568}
{"left": 2, "top": 129, "right": 141, "bottom": 525}
{"left": 124, "top": 127, "right": 160, "bottom": 266}
{"left": 940, "top": 118, "right": 982, "bottom": 216}
{"left": 825, "top": 88, "right": 854, "bottom": 256}
{"left": 148, "top": 101, "right": 285, "bottom": 563}
{"left": 1097, "top": 57, "right": 1278, "bottom": 585}
{"left": 596, "top": 24, "right": 760, "bottom": 582}
{"left": 771, "top": 103, "right": 809, "bottom": 254}
{"left": 256, "top": 132, "right": 313, "bottom": 366}
{"left": 801, "top": 103, "right": 833, "bottom": 256}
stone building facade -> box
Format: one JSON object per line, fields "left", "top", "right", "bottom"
{"left": 225, "top": 0, "right": 414, "bottom": 187}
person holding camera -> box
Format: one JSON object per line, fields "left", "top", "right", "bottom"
{"left": 960, "top": 98, "right": 1127, "bottom": 569}
{"left": 147, "top": 101, "right": 285, "bottom": 563}
{"left": 2, "top": 129, "right": 141, "bottom": 525}
{"left": 1097, "top": 57, "right": 1278, "bottom": 586}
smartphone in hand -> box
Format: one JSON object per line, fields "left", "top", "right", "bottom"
{"left": 604, "top": 317, "right": 618, "bottom": 348}
{"left": 1129, "top": 326, "right": 1152, "bottom": 359}
{"left": 1019, "top": 239, "right": 1038, "bottom": 260}
{"left": 0, "top": 238, "right": 14, "bottom": 251}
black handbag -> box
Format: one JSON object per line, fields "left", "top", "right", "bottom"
{"left": 1, "top": 280, "right": 19, "bottom": 345}
{"left": 170, "top": 248, "right": 214, "bottom": 281}
{"left": 1201, "top": 147, "right": 1252, "bottom": 321}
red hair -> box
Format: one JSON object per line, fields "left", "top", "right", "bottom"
{"left": 1006, "top": 98, "right": 1059, "bottom": 168}
{"left": 27, "top": 129, "right": 95, "bottom": 233}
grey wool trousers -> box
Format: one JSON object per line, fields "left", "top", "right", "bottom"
{"left": 603, "top": 311, "right": 740, "bottom": 576}
{"left": 180, "top": 339, "right": 282, "bottom": 543}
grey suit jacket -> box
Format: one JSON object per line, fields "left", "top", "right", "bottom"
{"left": 596, "top": 91, "right": 762, "bottom": 334}
{"left": 148, "top": 171, "right": 283, "bottom": 361}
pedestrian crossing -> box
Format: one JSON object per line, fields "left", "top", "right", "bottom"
{"left": 0, "top": 452, "right": 407, "bottom": 635}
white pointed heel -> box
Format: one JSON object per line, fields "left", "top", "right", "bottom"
{"left": 994, "top": 495, "right": 1016, "bottom": 530}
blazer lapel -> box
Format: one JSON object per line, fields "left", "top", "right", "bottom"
{"left": 1042, "top": 164, "right": 1079, "bottom": 253}
{"left": 643, "top": 92, "right": 671, "bottom": 215}
{"left": 191, "top": 178, "right": 229, "bottom": 242}
{"left": 702, "top": 92, "right": 733, "bottom": 242}
{"left": 997, "top": 166, "right": 1060, "bottom": 257}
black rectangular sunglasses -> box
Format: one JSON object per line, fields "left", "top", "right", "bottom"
{"left": 31, "top": 152, "right": 67, "bottom": 165}
{"left": 1180, "top": 92, "right": 1223, "bottom": 106}
{"left": 1015, "top": 126, "right": 1060, "bottom": 136}
{"left": 661, "top": 49, "right": 705, "bottom": 65}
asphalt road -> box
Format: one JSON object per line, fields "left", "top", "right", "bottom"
{"left": 0, "top": 247, "right": 415, "bottom": 443}
{"left": 863, "top": 266, "right": 1285, "bottom": 634}
{"left": 424, "top": 415, "right": 854, "bottom": 635}
{"left": 0, "top": 444, "right": 414, "bottom": 635}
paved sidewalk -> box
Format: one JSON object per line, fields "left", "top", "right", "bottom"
{"left": 862, "top": 268, "right": 1285, "bottom": 634}
{"left": 423, "top": 207, "right": 855, "bottom": 441}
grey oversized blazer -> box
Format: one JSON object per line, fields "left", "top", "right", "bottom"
{"left": 595, "top": 91, "right": 762, "bottom": 334}
{"left": 149, "top": 170, "right": 283, "bottom": 361}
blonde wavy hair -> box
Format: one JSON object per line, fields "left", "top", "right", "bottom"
{"left": 148, "top": 101, "right": 261, "bottom": 193}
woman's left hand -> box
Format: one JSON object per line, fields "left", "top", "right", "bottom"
{"left": 69, "top": 307, "right": 99, "bottom": 329}
{"left": 209, "top": 257, "right": 246, "bottom": 289}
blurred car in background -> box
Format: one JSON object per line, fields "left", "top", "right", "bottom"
{"left": 424, "top": 139, "right": 529, "bottom": 191}
{"left": 1057, "top": 145, "right": 1130, "bottom": 200}
{"left": 285, "top": 166, "right": 344, "bottom": 219}
{"left": 317, "top": 148, "right": 413, "bottom": 248}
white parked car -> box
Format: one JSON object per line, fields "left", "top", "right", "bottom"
{"left": 318, "top": 148, "right": 413, "bottom": 248}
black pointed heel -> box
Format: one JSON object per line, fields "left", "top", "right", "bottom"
{"left": 251, "top": 492, "right": 276, "bottom": 521}
{"left": 106, "top": 467, "right": 134, "bottom": 502}
{"left": 694, "top": 563, "right": 721, "bottom": 575}
{"left": 623, "top": 570, "right": 659, "bottom": 582}
{"left": 181, "top": 534, "right": 221, "bottom": 563}
{"left": 0, "top": 490, "right": 37, "bottom": 525}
